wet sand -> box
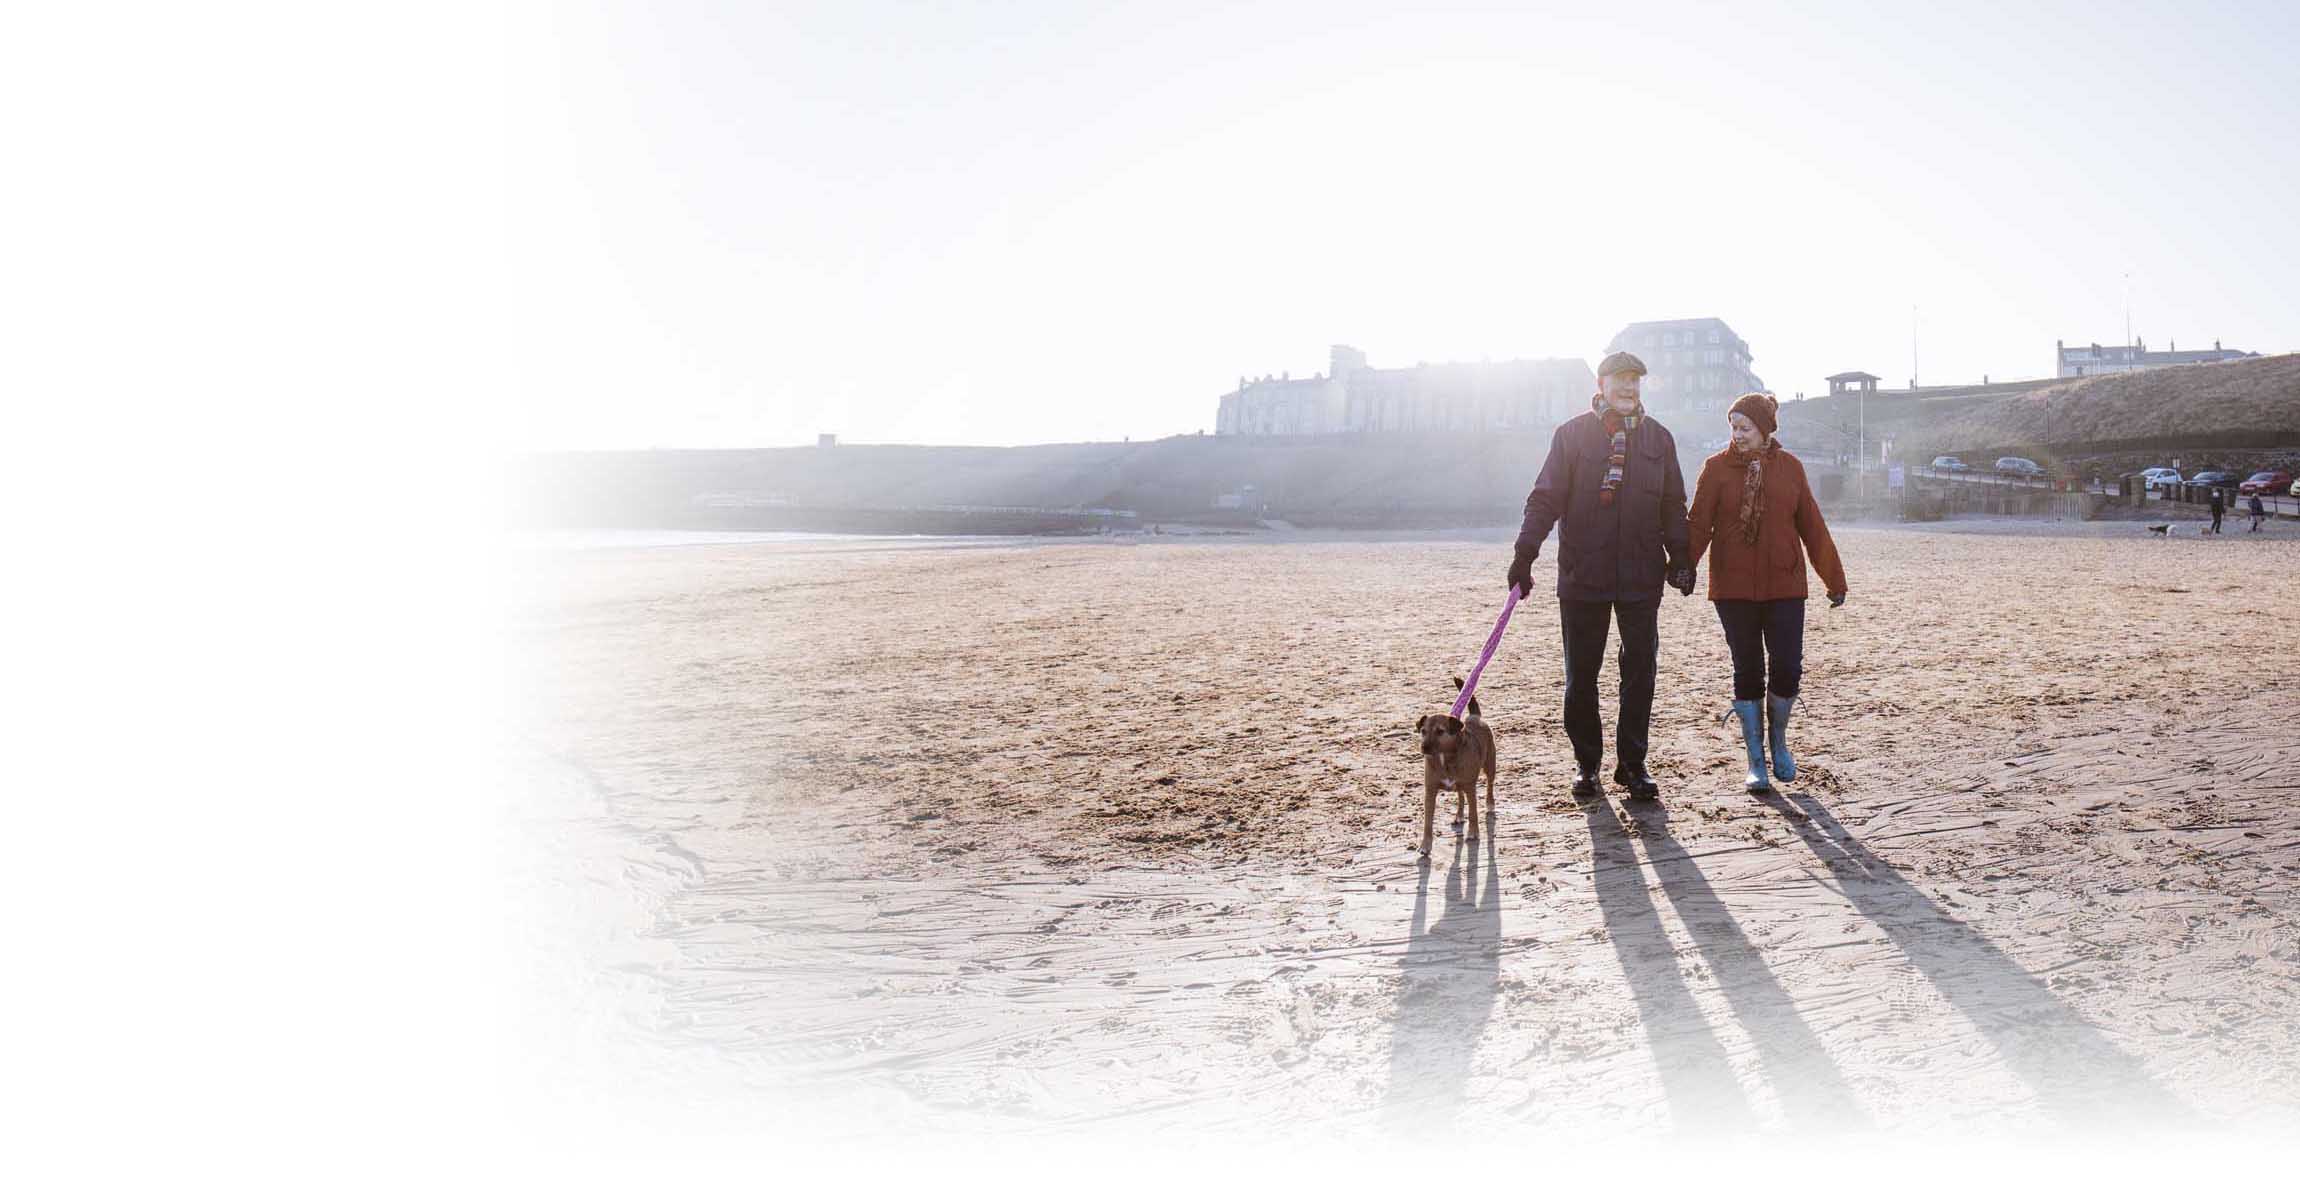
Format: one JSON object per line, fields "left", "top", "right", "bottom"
{"left": 503, "top": 523, "right": 2300, "bottom": 1143}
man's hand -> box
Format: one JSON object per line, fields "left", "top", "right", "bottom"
{"left": 1669, "top": 565, "right": 1696, "bottom": 596}
{"left": 1506, "top": 553, "right": 1534, "bottom": 599}
{"left": 1828, "top": 592, "right": 1846, "bottom": 608}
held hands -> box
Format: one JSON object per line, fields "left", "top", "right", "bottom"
{"left": 1828, "top": 592, "right": 1846, "bottom": 608}
{"left": 1669, "top": 565, "right": 1697, "bottom": 596}
{"left": 1506, "top": 553, "right": 1534, "bottom": 599}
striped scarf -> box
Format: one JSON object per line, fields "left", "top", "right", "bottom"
{"left": 1730, "top": 436, "right": 1779, "bottom": 544}
{"left": 1595, "top": 398, "right": 1644, "bottom": 506}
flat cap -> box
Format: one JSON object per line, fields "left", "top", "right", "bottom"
{"left": 1596, "top": 350, "right": 1647, "bottom": 378}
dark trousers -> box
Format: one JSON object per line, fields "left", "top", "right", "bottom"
{"left": 1560, "top": 597, "right": 1659, "bottom": 771}
{"left": 1713, "top": 598, "right": 1806, "bottom": 701}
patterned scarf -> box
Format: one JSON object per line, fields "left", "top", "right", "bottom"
{"left": 1729, "top": 436, "right": 1779, "bottom": 545}
{"left": 1594, "top": 396, "right": 1644, "bottom": 506}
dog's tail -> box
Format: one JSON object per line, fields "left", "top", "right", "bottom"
{"left": 1452, "top": 675, "right": 1481, "bottom": 718}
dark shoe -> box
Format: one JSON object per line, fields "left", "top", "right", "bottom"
{"left": 1613, "top": 763, "right": 1661, "bottom": 802}
{"left": 1571, "top": 765, "right": 1602, "bottom": 797}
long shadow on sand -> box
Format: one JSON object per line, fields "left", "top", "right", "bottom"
{"left": 1381, "top": 833, "right": 1501, "bottom": 1133}
{"left": 1758, "top": 788, "right": 2190, "bottom": 1128}
{"left": 1584, "top": 797, "right": 1757, "bottom": 1134}
{"left": 1626, "top": 802, "right": 1871, "bottom": 1132}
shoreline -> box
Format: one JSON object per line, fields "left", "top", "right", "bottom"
{"left": 515, "top": 512, "right": 2300, "bottom": 553}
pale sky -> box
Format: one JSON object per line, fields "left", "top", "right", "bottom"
{"left": 506, "top": 1, "right": 2300, "bottom": 449}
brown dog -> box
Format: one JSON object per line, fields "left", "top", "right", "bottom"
{"left": 1413, "top": 676, "right": 1498, "bottom": 861}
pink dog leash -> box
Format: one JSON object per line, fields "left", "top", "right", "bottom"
{"left": 1450, "top": 586, "right": 1521, "bottom": 718}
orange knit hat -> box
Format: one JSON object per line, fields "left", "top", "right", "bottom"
{"left": 1728, "top": 392, "right": 1779, "bottom": 437}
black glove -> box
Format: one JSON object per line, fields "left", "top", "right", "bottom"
{"left": 1828, "top": 592, "right": 1846, "bottom": 608}
{"left": 1506, "top": 553, "right": 1534, "bottom": 599}
{"left": 1668, "top": 565, "right": 1696, "bottom": 596}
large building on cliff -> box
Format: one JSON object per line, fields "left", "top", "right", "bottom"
{"left": 2055, "top": 337, "right": 2258, "bottom": 378}
{"left": 1601, "top": 317, "right": 1765, "bottom": 419}
{"left": 1215, "top": 345, "right": 1593, "bottom": 436}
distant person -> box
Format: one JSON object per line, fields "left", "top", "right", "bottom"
{"left": 2249, "top": 492, "right": 2266, "bottom": 533}
{"left": 1506, "top": 351, "right": 1694, "bottom": 803}
{"left": 1685, "top": 393, "right": 1848, "bottom": 793}
{"left": 2208, "top": 488, "right": 2225, "bottom": 535}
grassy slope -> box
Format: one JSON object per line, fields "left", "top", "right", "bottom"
{"left": 1917, "top": 354, "right": 2300, "bottom": 460}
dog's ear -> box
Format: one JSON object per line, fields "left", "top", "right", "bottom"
{"left": 1413, "top": 715, "right": 1427, "bottom": 733}
{"left": 1445, "top": 715, "right": 1463, "bottom": 734}
{"left": 1451, "top": 675, "right": 1465, "bottom": 691}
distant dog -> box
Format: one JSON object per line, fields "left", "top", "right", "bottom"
{"left": 1413, "top": 676, "right": 1499, "bottom": 861}
{"left": 2147, "top": 523, "right": 2175, "bottom": 537}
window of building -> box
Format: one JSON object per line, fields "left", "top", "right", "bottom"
{"left": 1708, "top": 330, "right": 1720, "bottom": 344}
{"left": 1663, "top": 332, "right": 1676, "bottom": 346}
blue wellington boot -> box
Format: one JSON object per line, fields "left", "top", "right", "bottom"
{"left": 1767, "top": 693, "right": 1797, "bottom": 784}
{"left": 1731, "top": 700, "right": 1769, "bottom": 793}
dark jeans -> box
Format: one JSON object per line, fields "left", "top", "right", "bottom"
{"left": 1560, "top": 597, "right": 1659, "bottom": 771}
{"left": 1713, "top": 598, "right": 1806, "bottom": 701}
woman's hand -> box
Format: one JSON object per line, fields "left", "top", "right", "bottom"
{"left": 1828, "top": 592, "right": 1846, "bottom": 608}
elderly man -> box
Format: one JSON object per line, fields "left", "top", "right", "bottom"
{"left": 1506, "top": 350, "right": 1693, "bottom": 802}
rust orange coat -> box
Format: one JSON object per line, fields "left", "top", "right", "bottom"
{"left": 1687, "top": 447, "right": 1848, "bottom": 601}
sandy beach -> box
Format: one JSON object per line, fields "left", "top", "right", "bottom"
{"left": 502, "top": 521, "right": 2300, "bottom": 1145}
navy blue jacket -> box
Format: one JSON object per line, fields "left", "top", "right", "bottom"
{"left": 1514, "top": 409, "right": 1691, "bottom": 604}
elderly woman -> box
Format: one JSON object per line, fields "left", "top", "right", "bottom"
{"left": 1686, "top": 393, "right": 1848, "bottom": 793}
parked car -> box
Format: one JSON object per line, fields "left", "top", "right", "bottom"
{"left": 2140, "top": 467, "right": 2183, "bottom": 490}
{"left": 1930, "top": 456, "right": 1971, "bottom": 472}
{"left": 2291, "top": 478, "right": 2300, "bottom": 499}
{"left": 2190, "top": 469, "right": 2241, "bottom": 488}
{"left": 1994, "top": 456, "right": 2045, "bottom": 477}
{"left": 2238, "top": 470, "right": 2293, "bottom": 496}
